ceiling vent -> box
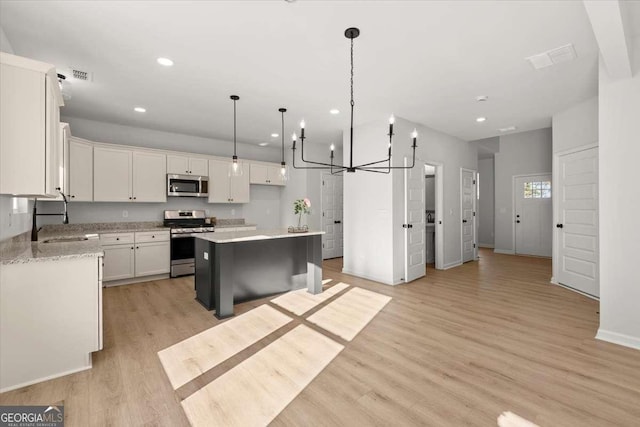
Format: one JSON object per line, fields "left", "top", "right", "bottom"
{"left": 525, "top": 44, "right": 577, "bottom": 70}
{"left": 71, "top": 68, "right": 92, "bottom": 81}
{"left": 499, "top": 126, "right": 517, "bottom": 132}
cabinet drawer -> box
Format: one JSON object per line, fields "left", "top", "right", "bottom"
{"left": 135, "top": 230, "right": 169, "bottom": 243}
{"left": 100, "top": 233, "right": 134, "bottom": 245}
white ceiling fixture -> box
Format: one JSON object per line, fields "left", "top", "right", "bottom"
{"left": 134, "top": 107, "right": 146, "bottom": 113}
{"left": 259, "top": 142, "right": 269, "bottom": 146}
{"left": 157, "top": 57, "right": 174, "bottom": 66}
{"left": 526, "top": 43, "right": 577, "bottom": 70}
{"left": 271, "top": 133, "right": 279, "bottom": 138}
{"left": 499, "top": 126, "right": 517, "bottom": 132}
{"left": 476, "top": 117, "right": 486, "bottom": 123}
{"left": 329, "top": 109, "right": 340, "bottom": 115}
{"left": 476, "top": 96, "right": 488, "bottom": 102}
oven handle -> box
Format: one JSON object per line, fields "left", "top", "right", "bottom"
{"left": 171, "top": 234, "right": 196, "bottom": 239}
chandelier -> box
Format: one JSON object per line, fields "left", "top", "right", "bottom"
{"left": 291, "top": 27, "right": 418, "bottom": 174}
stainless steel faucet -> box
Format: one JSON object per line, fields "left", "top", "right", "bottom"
{"left": 31, "top": 190, "right": 70, "bottom": 241}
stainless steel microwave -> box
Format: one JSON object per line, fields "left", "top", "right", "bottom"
{"left": 167, "top": 174, "right": 209, "bottom": 197}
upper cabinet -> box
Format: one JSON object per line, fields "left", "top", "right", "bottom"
{"left": 249, "top": 163, "right": 286, "bottom": 186}
{"left": 94, "top": 146, "right": 166, "bottom": 202}
{"left": 167, "top": 155, "right": 208, "bottom": 176}
{"left": 67, "top": 138, "right": 93, "bottom": 201}
{"left": 208, "top": 160, "right": 250, "bottom": 204}
{"left": 0, "top": 52, "right": 64, "bottom": 197}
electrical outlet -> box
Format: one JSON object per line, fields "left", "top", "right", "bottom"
{"left": 122, "top": 210, "right": 128, "bottom": 218}
{"left": 231, "top": 209, "right": 235, "bottom": 216}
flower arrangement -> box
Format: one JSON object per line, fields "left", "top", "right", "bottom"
{"left": 293, "top": 198, "right": 311, "bottom": 228}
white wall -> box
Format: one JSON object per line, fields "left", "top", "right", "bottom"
{"left": 552, "top": 97, "right": 599, "bottom": 153}
{"left": 478, "top": 157, "right": 495, "bottom": 247}
{"left": 343, "top": 116, "right": 477, "bottom": 285}
{"left": 494, "top": 128, "right": 552, "bottom": 253}
{"left": 597, "top": 56, "right": 640, "bottom": 349}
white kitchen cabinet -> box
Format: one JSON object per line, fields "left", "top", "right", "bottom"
{"left": 94, "top": 146, "right": 132, "bottom": 202}
{"left": 167, "top": 154, "right": 208, "bottom": 176}
{"left": 102, "top": 231, "right": 170, "bottom": 284}
{"left": 209, "top": 159, "right": 250, "bottom": 203}
{"left": 68, "top": 139, "right": 93, "bottom": 201}
{"left": 249, "top": 163, "right": 286, "bottom": 186}
{"left": 102, "top": 244, "right": 135, "bottom": 281}
{"left": 133, "top": 151, "right": 166, "bottom": 202}
{"left": 0, "top": 52, "right": 63, "bottom": 197}
{"left": 135, "top": 241, "right": 170, "bottom": 276}
{"left": 94, "top": 146, "right": 166, "bottom": 202}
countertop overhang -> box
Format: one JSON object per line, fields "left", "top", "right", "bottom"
{"left": 195, "top": 228, "right": 324, "bottom": 244}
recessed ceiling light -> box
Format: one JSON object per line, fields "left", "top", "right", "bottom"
{"left": 271, "top": 133, "right": 279, "bottom": 138}
{"left": 330, "top": 109, "right": 340, "bottom": 115}
{"left": 476, "top": 95, "right": 488, "bottom": 102}
{"left": 259, "top": 142, "right": 269, "bottom": 146}
{"left": 476, "top": 117, "right": 486, "bottom": 123}
{"left": 157, "top": 57, "right": 174, "bottom": 67}
{"left": 134, "top": 107, "right": 146, "bottom": 113}
{"left": 499, "top": 126, "right": 517, "bottom": 132}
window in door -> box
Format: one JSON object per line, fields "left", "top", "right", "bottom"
{"left": 524, "top": 181, "right": 551, "bottom": 199}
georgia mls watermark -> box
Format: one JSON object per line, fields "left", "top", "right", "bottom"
{"left": 0, "top": 405, "right": 64, "bottom": 427}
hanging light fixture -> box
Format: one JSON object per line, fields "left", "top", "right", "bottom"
{"left": 291, "top": 27, "right": 417, "bottom": 174}
{"left": 278, "top": 108, "right": 290, "bottom": 181}
{"left": 229, "top": 95, "right": 243, "bottom": 177}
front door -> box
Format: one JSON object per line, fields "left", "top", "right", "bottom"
{"left": 461, "top": 169, "right": 476, "bottom": 263}
{"left": 321, "top": 173, "right": 343, "bottom": 259}
{"left": 557, "top": 148, "right": 599, "bottom": 297}
{"left": 405, "top": 159, "right": 426, "bottom": 282}
{"left": 514, "top": 174, "right": 552, "bottom": 257}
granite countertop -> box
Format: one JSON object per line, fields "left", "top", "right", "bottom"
{"left": 0, "top": 237, "right": 104, "bottom": 265}
{"left": 214, "top": 223, "right": 257, "bottom": 229}
{"left": 196, "top": 228, "right": 324, "bottom": 244}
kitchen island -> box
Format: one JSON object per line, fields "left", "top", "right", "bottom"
{"left": 194, "top": 228, "right": 324, "bottom": 318}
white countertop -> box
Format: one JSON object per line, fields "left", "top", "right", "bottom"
{"left": 195, "top": 228, "right": 324, "bottom": 244}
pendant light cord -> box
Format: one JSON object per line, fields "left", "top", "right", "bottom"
{"left": 233, "top": 99, "right": 237, "bottom": 157}
{"left": 281, "top": 111, "right": 285, "bottom": 162}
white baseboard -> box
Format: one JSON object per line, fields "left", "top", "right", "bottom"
{"left": 0, "top": 355, "right": 92, "bottom": 393}
{"left": 493, "top": 249, "right": 515, "bottom": 255}
{"left": 442, "top": 260, "right": 462, "bottom": 270}
{"left": 341, "top": 269, "right": 397, "bottom": 286}
{"left": 550, "top": 281, "right": 599, "bottom": 300}
{"left": 478, "top": 243, "right": 494, "bottom": 248}
{"left": 105, "top": 273, "right": 170, "bottom": 287}
{"left": 596, "top": 329, "right": 640, "bottom": 351}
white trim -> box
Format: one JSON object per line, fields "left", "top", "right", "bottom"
{"left": 493, "top": 249, "right": 515, "bottom": 255}
{"left": 551, "top": 281, "right": 599, "bottom": 300}
{"left": 104, "top": 273, "right": 170, "bottom": 287}
{"left": 341, "top": 269, "right": 401, "bottom": 286}
{"left": 442, "top": 260, "right": 462, "bottom": 270}
{"left": 0, "top": 355, "right": 92, "bottom": 393}
{"left": 478, "top": 243, "right": 494, "bottom": 248}
{"left": 596, "top": 329, "right": 640, "bottom": 351}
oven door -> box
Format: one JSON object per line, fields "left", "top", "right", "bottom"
{"left": 170, "top": 234, "right": 196, "bottom": 277}
{"left": 167, "top": 174, "right": 209, "bottom": 197}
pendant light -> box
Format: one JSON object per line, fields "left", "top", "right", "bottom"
{"left": 278, "top": 108, "right": 289, "bottom": 181}
{"left": 291, "top": 27, "right": 417, "bottom": 174}
{"left": 229, "top": 95, "right": 243, "bottom": 177}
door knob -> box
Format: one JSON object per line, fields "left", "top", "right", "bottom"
{"left": 462, "top": 219, "right": 467, "bottom": 223}
{"left": 516, "top": 220, "right": 520, "bottom": 223}
{"left": 334, "top": 220, "right": 341, "bottom": 224}
{"left": 556, "top": 223, "right": 564, "bottom": 228}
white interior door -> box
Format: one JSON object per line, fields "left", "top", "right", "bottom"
{"left": 405, "top": 159, "right": 426, "bottom": 282}
{"left": 557, "top": 148, "right": 599, "bottom": 297}
{"left": 322, "top": 173, "right": 343, "bottom": 259}
{"left": 514, "top": 174, "right": 552, "bottom": 257}
{"left": 461, "top": 169, "right": 476, "bottom": 263}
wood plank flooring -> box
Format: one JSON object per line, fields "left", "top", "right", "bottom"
{"left": 1, "top": 249, "right": 640, "bottom": 426}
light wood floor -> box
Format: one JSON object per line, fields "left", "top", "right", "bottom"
{"left": 2, "top": 249, "right": 640, "bottom": 426}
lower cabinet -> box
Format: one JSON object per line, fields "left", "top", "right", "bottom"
{"left": 101, "top": 230, "right": 170, "bottom": 284}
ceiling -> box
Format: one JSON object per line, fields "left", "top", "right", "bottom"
{"left": 0, "top": 1, "right": 601, "bottom": 147}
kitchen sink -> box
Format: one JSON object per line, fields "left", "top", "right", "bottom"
{"left": 42, "top": 236, "right": 89, "bottom": 243}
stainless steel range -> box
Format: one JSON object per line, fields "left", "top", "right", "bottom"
{"left": 164, "top": 210, "right": 214, "bottom": 277}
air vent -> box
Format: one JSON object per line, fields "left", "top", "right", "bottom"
{"left": 71, "top": 68, "right": 92, "bottom": 81}
{"left": 499, "top": 126, "right": 517, "bottom": 132}
{"left": 526, "top": 44, "right": 577, "bottom": 70}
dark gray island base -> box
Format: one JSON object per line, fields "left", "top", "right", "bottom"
{"left": 194, "top": 229, "right": 324, "bottom": 318}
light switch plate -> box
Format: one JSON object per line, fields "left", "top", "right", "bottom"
{"left": 204, "top": 252, "right": 208, "bottom": 260}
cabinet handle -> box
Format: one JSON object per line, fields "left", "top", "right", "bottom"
{"left": 129, "top": 197, "right": 132, "bottom": 200}
{"left": 71, "top": 195, "right": 75, "bottom": 198}
{"left": 116, "top": 238, "right": 120, "bottom": 241}
{"left": 136, "top": 246, "right": 139, "bottom": 249}
{"left": 55, "top": 187, "right": 61, "bottom": 190}
{"left": 131, "top": 246, "right": 134, "bottom": 250}
{"left": 133, "top": 196, "right": 137, "bottom": 200}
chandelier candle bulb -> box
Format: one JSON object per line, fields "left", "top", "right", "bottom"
{"left": 389, "top": 115, "right": 395, "bottom": 136}
{"left": 300, "top": 120, "right": 305, "bottom": 138}
{"left": 412, "top": 129, "right": 418, "bottom": 147}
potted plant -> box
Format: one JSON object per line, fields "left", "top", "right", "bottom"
{"left": 289, "top": 198, "right": 311, "bottom": 232}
